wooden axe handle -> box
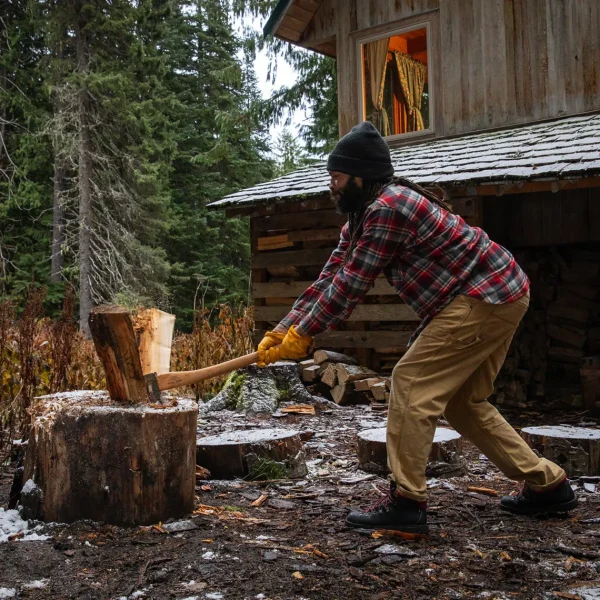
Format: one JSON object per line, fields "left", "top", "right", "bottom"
{"left": 156, "top": 351, "right": 260, "bottom": 391}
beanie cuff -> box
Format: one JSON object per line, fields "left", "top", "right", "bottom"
{"left": 327, "top": 154, "right": 395, "bottom": 180}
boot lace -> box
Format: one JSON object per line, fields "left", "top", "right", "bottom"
{"left": 368, "top": 489, "right": 395, "bottom": 512}
{"left": 510, "top": 483, "right": 533, "bottom": 499}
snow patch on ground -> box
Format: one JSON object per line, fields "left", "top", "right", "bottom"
{"left": 580, "top": 588, "right": 600, "bottom": 600}
{"left": 0, "top": 508, "right": 49, "bottom": 543}
{"left": 22, "top": 579, "right": 50, "bottom": 589}
{"left": 0, "top": 589, "right": 16, "bottom": 599}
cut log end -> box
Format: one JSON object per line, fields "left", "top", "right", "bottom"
{"left": 196, "top": 428, "right": 306, "bottom": 480}
{"left": 357, "top": 427, "right": 465, "bottom": 477}
{"left": 521, "top": 425, "right": 600, "bottom": 476}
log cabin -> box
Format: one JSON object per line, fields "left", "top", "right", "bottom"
{"left": 208, "top": 0, "right": 600, "bottom": 412}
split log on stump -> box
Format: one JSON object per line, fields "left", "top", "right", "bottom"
{"left": 135, "top": 308, "right": 176, "bottom": 375}
{"left": 196, "top": 428, "right": 305, "bottom": 479}
{"left": 88, "top": 305, "right": 149, "bottom": 403}
{"left": 520, "top": 425, "right": 600, "bottom": 477}
{"left": 23, "top": 391, "right": 197, "bottom": 525}
{"left": 357, "top": 427, "right": 465, "bottom": 477}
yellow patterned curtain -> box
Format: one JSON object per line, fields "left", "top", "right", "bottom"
{"left": 365, "top": 38, "right": 390, "bottom": 136}
{"left": 393, "top": 51, "right": 428, "bottom": 132}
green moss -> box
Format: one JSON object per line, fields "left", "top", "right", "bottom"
{"left": 278, "top": 387, "right": 291, "bottom": 403}
{"left": 224, "top": 371, "right": 247, "bottom": 410}
{"left": 245, "top": 457, "right": 289, "bottom": 481}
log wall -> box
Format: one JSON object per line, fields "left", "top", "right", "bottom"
{"left": 301, "top": 0, "right": 600, "bottom": 139}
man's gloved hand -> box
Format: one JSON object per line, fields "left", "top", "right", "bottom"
{"left": 262, "top": 325, "right": 313, "bottom": 365}
{"left": 257, "top": 330, "right": 286, "bottom": 367}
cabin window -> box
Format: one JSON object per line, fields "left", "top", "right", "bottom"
{"left": 359, "top": 25, "right": 431, "bottom": 139}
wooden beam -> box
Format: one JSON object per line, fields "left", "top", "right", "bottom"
{"left": 251, "top": 248, "right": 334, "bottom": 269}
{"left": 255, "top": 209, "right": 346, "bottom": 233}
{"left": 255, "top": 304, "right": 420, "bottom": 322}
{"left": 459, "top": 176, "right": 600, "bottom": 198}
{"left": 253, "top": 277, "right": 398, "bottom": 298}
{"left": 254, "top": 329, "right": 413, "bottom": 349}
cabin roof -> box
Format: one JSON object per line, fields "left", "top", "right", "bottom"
{"left": 208, "top": 113, "right": 600, "bottom": 210}
{"left": 263, "top": 0, "right": 334, "bottom": 56}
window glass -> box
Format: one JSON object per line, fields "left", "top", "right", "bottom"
{"left": 362, "top": 27, "right": 430, "bottom": 137}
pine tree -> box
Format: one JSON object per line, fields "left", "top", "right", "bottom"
{"left": 0, "top": 0, "right": 55, "bottom": 302}
{"left": 232, "top": 0, "right": 339, "bottom": 156}
{"left": 43, "top": 0, "right": 176, "bottom": 331}
{"left": 165, "top": 0, "right": 273, "bottom": 330}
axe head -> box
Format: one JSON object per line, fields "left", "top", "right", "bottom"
{"left": 144, "top": 372, "right": 163, "bottom": 404}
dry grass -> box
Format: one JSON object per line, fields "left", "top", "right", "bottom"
{"left": 0, "top": 292, "right": 254, "bottom": 452}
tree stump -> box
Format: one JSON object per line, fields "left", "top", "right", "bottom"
{"left": 196, "top": 428, "right": 306, "bottom": 479}
{"left": 24, "top": 391, "right": 197, "bottom": 525}
{"left": 520, "top": 425, "right": 600, "bottom": 477}
{"left": 357, "top": 427, "right": 465, "bottom": 477}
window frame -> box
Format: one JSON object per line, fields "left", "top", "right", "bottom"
{"left": 356, "top": 20, "right": 435, "bottom": 143}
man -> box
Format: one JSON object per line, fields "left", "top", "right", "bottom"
{"left": 258, "top": 121, "right": 577, "bottom": 535}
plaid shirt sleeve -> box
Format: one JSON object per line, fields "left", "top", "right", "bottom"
{"left": 278, "top": 223, "right": 351, "bottom": 330}
{"left": 297, "top": 201, "right": 413, "bottom": 336}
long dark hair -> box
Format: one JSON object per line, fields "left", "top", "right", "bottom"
{"left": 343, "top": 176, "right": 452, "bottom": 265}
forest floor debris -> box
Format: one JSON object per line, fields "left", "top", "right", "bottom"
{"left": 0, "top": 403, "right": 599, "bottom": 599}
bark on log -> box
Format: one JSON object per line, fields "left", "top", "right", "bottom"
{"left": 24, "top": 391, "right": 197, "bottom": 525}
{"left": 336, "top": 364, "right": 377, "bottom": 384}
{"left": 329, "top": 383, "right": 370, "bottom": 406}
{"left": 520, "top": 425, "right": 600, "bottom": 477}
{"left": 313, "top": 350, "right": 358, "bottom": 366}
{"left": 88, "top": 305, "right": 149, "bottom": 403}
{"left": 196, "top": 428, "right": 305, "bottom": 479}
{"left": 357, "top": 427, "right": 464, "bottom": 477}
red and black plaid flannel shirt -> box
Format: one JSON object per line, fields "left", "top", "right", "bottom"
{"left": 279, "top": 183, "right": 529, "bottom": 345}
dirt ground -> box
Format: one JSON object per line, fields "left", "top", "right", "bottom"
{"left": 1, "top": 403, "right": 599, "bottom": 600}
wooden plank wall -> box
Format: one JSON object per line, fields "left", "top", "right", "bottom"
{"left": 250, "top": 192, "right": 482, "bottom": 372}
{"left": 303, "top": 0, "right": 600, "bottom": 139}
{"left": 483, "top": 188, "right": 600, "bottom": 247}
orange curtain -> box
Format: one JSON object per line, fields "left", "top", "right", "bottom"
{"left": 393, "top": 51, "right": 427, "bottom": 132}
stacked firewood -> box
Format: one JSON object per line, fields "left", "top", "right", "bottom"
{"left": 493, "top": 246, "right": 600, "bottom": 409}
{"left": 298, "top": 350, "right": 391, "bottom": 410}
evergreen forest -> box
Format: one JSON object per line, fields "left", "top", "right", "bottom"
{"left": 1, "top": 0, "right": 338, "bottom": 331}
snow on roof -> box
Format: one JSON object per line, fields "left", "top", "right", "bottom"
{"left": 208, "top": 113, "right": 600, "bottom": 210}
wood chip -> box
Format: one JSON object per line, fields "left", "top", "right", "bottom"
{"left": 280, "top": 404, "right": 316, "bottom": 415}
{"left": 251, "top": 494, "right": 269, "bottom": 507}
{"left": 292, "top": 571, "right": 304, "bottom": 579}
{"left": 467, "top": 486, "right": 499, "bottom": 496}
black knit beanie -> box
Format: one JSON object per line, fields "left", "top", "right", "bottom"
{"left": 327, "top": 121, "right": 394, "bottom": 180}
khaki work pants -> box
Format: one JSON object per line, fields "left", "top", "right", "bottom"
{"left": 387, "top": 292, "right": 566, "bottom": 503}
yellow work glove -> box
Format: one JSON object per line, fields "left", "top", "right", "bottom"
{"left": 257, "top": 330, "right": 286, "bottom": 367}
{"left": 262, "top": 325, "right": 313, "bottom": 365}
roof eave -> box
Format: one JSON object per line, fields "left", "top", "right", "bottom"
{"left": 263, "top": 0, "right": 294, "bottom": 38}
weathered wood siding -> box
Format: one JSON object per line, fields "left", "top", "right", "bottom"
{"left": 304, "top": 0, "right": 600, "bottom": 139}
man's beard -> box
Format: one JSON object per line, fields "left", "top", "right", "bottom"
{"left": 331, "top": 177, "right": 368, "bottom": 214}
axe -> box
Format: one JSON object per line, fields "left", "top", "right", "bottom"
{"left": 89, "top": 305, "right": 270, "bottom": 404}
